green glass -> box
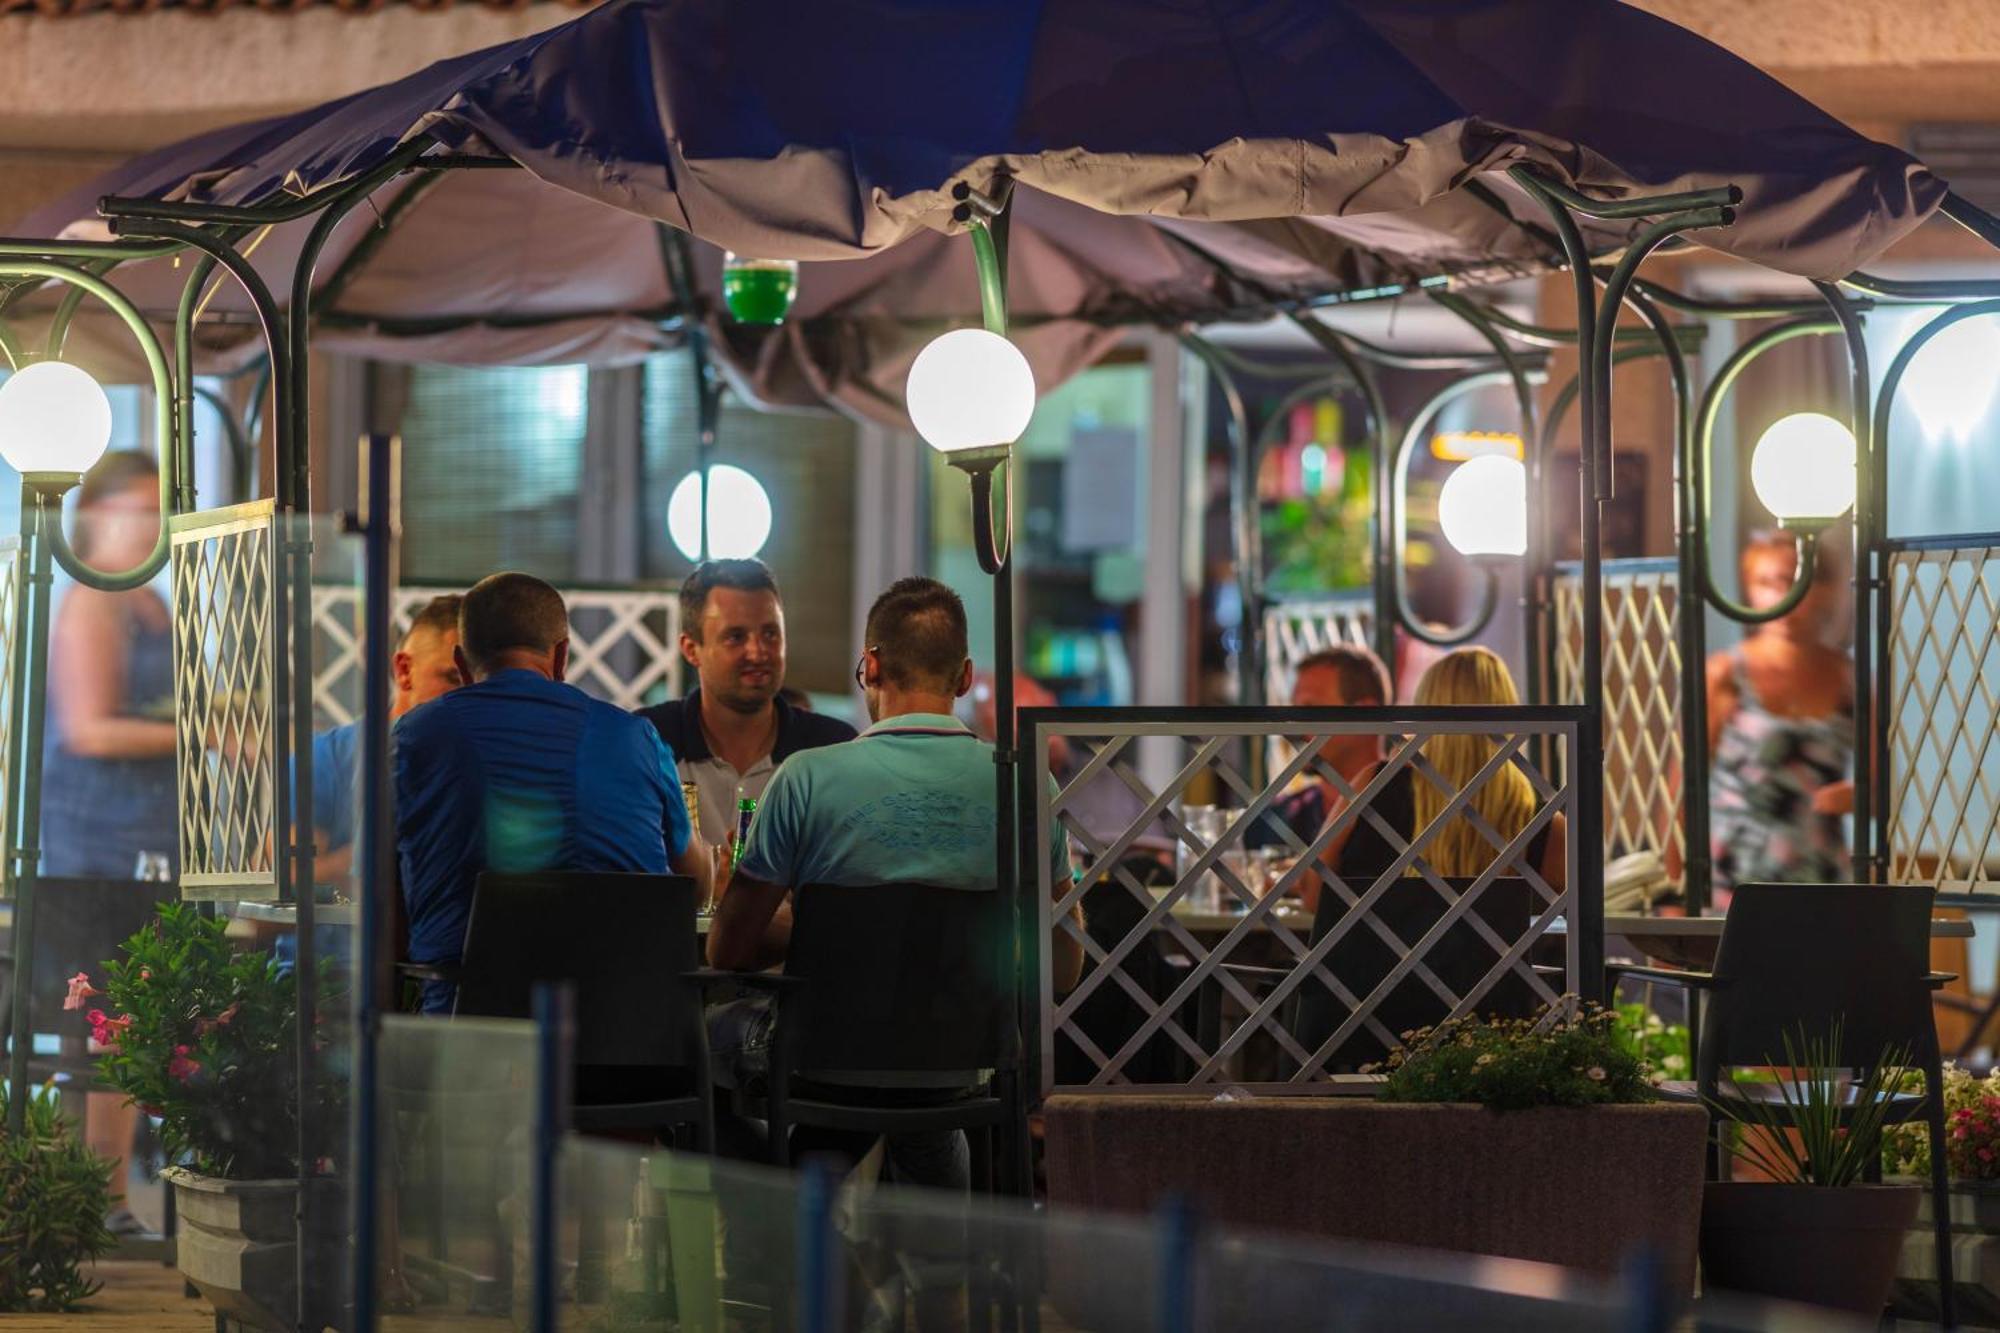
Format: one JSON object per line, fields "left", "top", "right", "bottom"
{"left": 721, "top": 255, "right": 799, "bottom": 325}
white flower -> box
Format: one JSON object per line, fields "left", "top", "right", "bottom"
{"left": 1587, "top": 1066, "right": 1607, "bottom": 1082}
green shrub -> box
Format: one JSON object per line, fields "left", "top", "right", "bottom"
{"left": 1709, "top": 1022, "right": 1908, "bottom": 1187}
{"left": 1375, "top": 1002, "right": 1654, "bottom": 1110}
{"left": 1611, "top": 1000, "right": 1690, "bottom": 1083}
{"left": 0, "top": 1082, "right": 116, "bottom": 1312}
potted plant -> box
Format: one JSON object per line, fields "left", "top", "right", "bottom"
{"left": 1700, "top": 1022, "right": 1919, "bottom": 1315}
{"left": 1043, "top": 1001, "right": 1710, "bottom": 1300}
{"left": 67, "top": 904, "right": 342, "bottom": 1332}
{"left": 1884, "top": 1064, "right": 2000, "bottom": 1324}
{"left": 0, "top": 1081, "right": 116, "bottom": 1312}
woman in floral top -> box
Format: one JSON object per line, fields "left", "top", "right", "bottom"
{"left": 1706, "top": 531, "right": 1854, "bottom": 906}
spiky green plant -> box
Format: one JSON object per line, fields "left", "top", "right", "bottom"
{"left": 0, "top": 1081, "right": 116, "bottom": 1311}
{"left": 1708, "top": 1021, "right": 1910, "bottom": 1188}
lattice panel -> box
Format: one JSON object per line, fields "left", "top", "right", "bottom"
{"left": 1264, "top": 595, "right": 1375, "bottom": 704}
{"left": 1886, "top": 545, "right": 2000, "bottom": 893}
{"left": 170, "top": 502, "right": 276, "bottom": 900}
{"left": 1030, "top": 709, "right": 1581, "bottom": 1095}
{"left": 1552, "top": 561, "right": 1683, "bottom": 873}
{"left": 311, "top": 584, "right": 683, "bottom": 729}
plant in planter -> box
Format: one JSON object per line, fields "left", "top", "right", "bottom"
{"left": 1881, "top": 1064, "right": 2000, "bottom": 1324}
{"left": 1375, "top": 1002, "right": 1656, "bottom": 1108}
{"left": 69, "top": 903, "right": 343, "bottom": 1332}
{"left": 0, "top": 1082, "right": 116, "bottom": 1312}
{"left": 1611, "top": 1000, "right": 1691, "bottom": 1084}
{"left": 1700, "top": 1022, "right": 1921, "bottom": 1316}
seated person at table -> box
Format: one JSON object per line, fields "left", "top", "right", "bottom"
{"left": 396, "top": 572, "right": 709, "bottom": 1012}
{"left": 309, "top": 593, "right": 464, "bottom": 885}
{"left": 1249, "top": 645, "right": 1392, "bottom": 852}
{"left": 706, "top": 577, "right": 1083, "bottom": 1187}
{"left": 638, "top": 559, "right": 856, "bottom": 857}
{"left": 1314, "top": 646, "right": 1566, "bottom": 905}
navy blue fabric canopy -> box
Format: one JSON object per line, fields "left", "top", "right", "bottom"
{"left": 7, "top": 0, "right": 1948, "bottom": 419}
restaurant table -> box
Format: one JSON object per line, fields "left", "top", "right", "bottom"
{"left": 230, "top": 901, "right": 714, "bottom": 933}
{"left": 1599, "top": 913, "right": 1975, "bottom": 970}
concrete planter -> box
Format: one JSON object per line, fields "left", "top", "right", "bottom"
{"left": 1892, "top": 1178, "right": 2000, "bottom": 1328}
{"left": 1044, "top": 1098, "right": 1708, "bottom": 1289}
{"left": 165, "top": 1167, "right": 300, "bottom": 1333}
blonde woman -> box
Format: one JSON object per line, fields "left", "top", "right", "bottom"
{"left": 1311, "top": 646, "right": 1567, "bottom": 906}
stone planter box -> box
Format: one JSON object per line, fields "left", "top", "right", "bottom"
{"left": 166, "top": 1167, "right": 300, "bottom": 1333}
{"left": 1892, "top": 1178, "right": 2000, "bottom": 1328}
{"left": 1044, "top": 1097, "right": 1708, "bottom": 1291}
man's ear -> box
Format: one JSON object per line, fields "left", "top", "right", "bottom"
{"left": 452, "top": 644, "right": 474, "bottom": 685}
{"left": 552, "top": 638, "right": 571, "bottom": 683}
{"left": 955, "top": 658, "right": 975, "bottom": 699}
{"left": 393, "top": 649, "right": 415, "bottom": 696}
{"left": 679, "top": 630, "right": 701, "bottom": 669}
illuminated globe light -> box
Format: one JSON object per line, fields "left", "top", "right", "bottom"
{"left": 0, "top": 361, "right": 113, "bottom": 477}
{"left": 1750, "top": 412, "right": 1856, "bottom": 525}
{"left": 668, "top": 464, "right": 772, "bottom": 561}
{"left": 1437, "top": 454, "right": 1527, "bottom": 558}
{"left": 1902, "top": 314, "right": 2000, "bottom": 443}
{"left": 905, "top": 328, "right": 1036, "bottom": 453}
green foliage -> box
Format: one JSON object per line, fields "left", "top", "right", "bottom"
{"left": 1375, "top": 1002, "right": 1655, "bottom": 1110}
{"left": 1708, "top": 1022, "right": 1909, "bottom": 1188}
{"left": 0, "top": 1082, "right": 116, "bottom": 1312}
{"left": 80, "top": 904, "right": 342, "bottom": 1180}
{"left": 1885, "top": 1065, "right": 2000, "bottom": 1179}
{"left": 1611, "top": 1001, "right": 1691, "bottom": 1083}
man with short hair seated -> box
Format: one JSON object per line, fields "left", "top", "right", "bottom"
{"left": 396, "top": 572, "right": 709, "bottom": 1013}
{"left": 706, "top": 576, "right": 1082, "bottom": 1188}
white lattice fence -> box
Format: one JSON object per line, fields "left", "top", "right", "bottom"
{"left": 1029, "top": 707, "right": 1583, "bottom": 1095}
{"left": 1886, "top": 543, "right": 2000, "bottom": 893}
{"left": 1263, "top": 595, "right": 1375, "bottom": 704}
{"left": 1552, "top": 560, "right": 1683, "bottom": 874}
{"left": 312, "top": 584, "right": 683, "bottom": 729}
{"left": 170, "top": 501, "right": 277, "bottom": 900}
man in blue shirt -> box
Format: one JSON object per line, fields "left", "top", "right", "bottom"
{"left": 707, "top": 577, "right": 1081, "bottom": 1186}
{"left": 308, "top": 593, "right": 464, "bottom": 884}
{"left": 396, "top": 572, "right": 709, "bottom": 1012}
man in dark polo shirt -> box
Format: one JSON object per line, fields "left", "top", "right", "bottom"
{"left": 397, "top": 572, "right": 708, "bottom": 1012}
{"left": 637, "top": 559, "right": 855, "bottom": 853}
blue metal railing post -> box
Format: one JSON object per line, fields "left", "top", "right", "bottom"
{"left": 1154, "top": 1195, "right": 1200, "bottom": 1333}
{"left": 796, "top": 1159, "right": 840, "bottom": 1333}
{"left": 531, "top": 982, "right": 573, "bottom": 1333}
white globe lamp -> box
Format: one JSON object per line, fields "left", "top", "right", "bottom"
{"left": 905, "top": 328, "right": 1035, "bottom": 455}
{"left": 1750, "top": 412, "right": 1855, "bottom": 528}
{"left": 0, "top": 361, "right": 114, "bottom": 480}
{"left": 1438, "top": 454, "right": 1527, "bottom": 558}
{"left": 668, "top": 464, "right": 772, "bottom": 561}
{"left": 1903, "top": 315, "right": 2000, "bottom": 443}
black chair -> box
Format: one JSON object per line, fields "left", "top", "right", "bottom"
{"left": 1225, "top": 876, "right": 1539, "bottom": 1076}
{"left": 1607, "top": 882, "right": 1954, "bottom": 1327}
{"left": 452, "top": 872, "right": 712, "bottom": 1146}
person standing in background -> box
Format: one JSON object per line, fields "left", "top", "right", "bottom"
{"left": 638, "top": 559, "right": 854, "bottom": 867}
{"left": 40, "top": 450, "right": 172, "bottom": 1237}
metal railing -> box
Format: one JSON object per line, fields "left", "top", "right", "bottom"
{"left": 311, "top": 582, "right": 683, "bottom": 729}
{"left": 170, "top": 500, "right": 277, "bottom": 899}
{"left": 1552, "top": 559, "right": 1683, "bottom": 875}
{"left": 1883, "top": 537, "right": 2000, "bottom": 893}
{"left": 1026, "top": 705, "right": 1593, "bottom": 1094}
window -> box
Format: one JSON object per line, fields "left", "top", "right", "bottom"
{"left": 397, "top": 364, "right": 589, "bottom": 585}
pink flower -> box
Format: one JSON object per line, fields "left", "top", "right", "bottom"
{"left": 167, "top": 1046, "right": 201, "bottom": 1082}
{"left": 194, "top": 1002, "right": 242, "bottom": 1038}
{"left": 62, "top": 972, "right": 100, "bottom": 1011}
{"left": 138, "top": 968, "right": 152, "bottom": 981}
{"left": 1981, "top": 1148, "right": 1994, "bottom": 1164}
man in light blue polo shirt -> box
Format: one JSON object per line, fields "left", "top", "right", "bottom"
{"left": 396, "top": 572, "right": 710, "bottom": 1012}
{"left": 707, "top": 577, "right": 1080, "bottom": 1187}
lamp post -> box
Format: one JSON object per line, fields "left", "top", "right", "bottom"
{"left": 0, "top": 359, "right": 116, "bottom": 1136}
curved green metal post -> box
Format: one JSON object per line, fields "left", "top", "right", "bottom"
{"left": 1180, "top": 334, "right": 1263, "bottom": 707}
{"left": 1387, "top": 369, "right": 1517, "bottom": 647}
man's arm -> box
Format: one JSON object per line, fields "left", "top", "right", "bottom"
{"left": 673, "top": 838, "right": 714, "bottom": 901}
{"left": 706, "top": 872, "right": 791, "bottom": 970}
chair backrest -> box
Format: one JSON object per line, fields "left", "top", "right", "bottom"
{"left": 1703, "top": 882, "right": 1938, "bottom": 1074}
{"left": 785, "top": 883, "right": 1015, "bottom": 1079}
{"left": 23, "top": 878, "right": 180, "bottom": 1041}
{"left": 456, "top": 872, "right": 700, "bottom": 1070}
{"left": 1295, "top": 876, "right": 1536, "bottom": 1071}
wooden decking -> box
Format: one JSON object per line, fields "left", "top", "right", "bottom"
{"left": 10, "top": 1262, "right": 213, "bottom": 1331}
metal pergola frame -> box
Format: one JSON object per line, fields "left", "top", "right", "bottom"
{"left": 0, "top": 130, "right": 1999, "bottom": 1329}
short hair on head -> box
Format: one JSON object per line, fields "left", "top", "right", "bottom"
{"left": 78, "top": 450, "right": 159, "bottom": 510}
{"left": 1743, "top": 527, "right": 1843, "bottom": 586}
{"left": 459, "top": 573, "right": 568, "bottom": 673}
{"left": 679, "top": 559, "right": 780, "bottom": 641}
{"left": 400, "top": 593, "right": 463, "bottom": 651}
{"left": 864, "top": 577, "right": 969, "bottom": 693}
{"left": 1292, "top": 644, "right": 1390, "bottom": 707}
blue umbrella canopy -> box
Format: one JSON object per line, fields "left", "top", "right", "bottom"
{"left": 5, "top": 0, "right": 1947, "bottom": 419}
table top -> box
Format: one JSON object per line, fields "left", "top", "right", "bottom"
{"left": 228, "top": 901, "right": 714, "bottom": 932}
{"left": 1160, "top": 902, "right": 1976, "bottom": 941}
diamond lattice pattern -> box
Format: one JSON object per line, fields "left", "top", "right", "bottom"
{"left": 171, "top": 507, "right": 276, "bottom": 898}
{"left": 311, "top": 585, "right": 683, "bottom": 729}
{"left": 1887, "top": 547, "right": 2000, "bottom": 893}
{"left": 1553, "top": 564, "right": 1683, "bottom": 873}
{"left": 1034, "top": 713, "right": 1576, "bottom": 1094}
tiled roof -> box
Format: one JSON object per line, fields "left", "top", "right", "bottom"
{"left": 1, "top": 0, "right": 594, "bottom": 15}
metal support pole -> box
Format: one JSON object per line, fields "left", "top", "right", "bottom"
{"left": 1179, "top": 335, "right": 1263, "bottom": 711}
{"left": 657, "top": 226, "right": 721, "bottom": 561}
{"left": 349, "top": 431, "right": 394, "bottom": 1332}
{"left": 1387, "top": 370, "right": 1516, "bottom": 648}
{"left": 1154, "top": 1195, "right": 1199, "bottom": 1333}
{"left": 530, "top": 983, "right": 572, "bottom": 1333}
{"left": 4, "top": 489, "right": 52, "bottom": 1138}
{"left": 796, "top": 1160, "right": 840, "bottom": 1333}
{"left": 1815, "top": 282, "right": 1874, "bottom": 880}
